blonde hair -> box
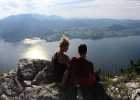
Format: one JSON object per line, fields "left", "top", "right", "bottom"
{"left": 60, "top": 35, "right": 69, "bottom": 48}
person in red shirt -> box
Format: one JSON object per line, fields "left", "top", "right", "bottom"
{"left": 63, "top": 44, "right": 112, "bottom": 100}
{"left": 69, "top": 44, "right": 96, "bottom": 100}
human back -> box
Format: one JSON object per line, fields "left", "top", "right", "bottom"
{"left": 51, "top": 37, "right": 70, "bottom": 83}
{"left": 52, "top": 52, "right": 69, "bottom": 82}
{"left": 70, "top": 56, "right": 94, "bottom": 84}
{"left": 68, "top": 44, "right": 96, "bottom": 100}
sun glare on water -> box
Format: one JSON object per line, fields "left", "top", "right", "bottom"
{"left": 22, "top": 38, "right": 49, "bottom": 60}
{"left": 24, "top": 46, "right": 49, "bottom": 60}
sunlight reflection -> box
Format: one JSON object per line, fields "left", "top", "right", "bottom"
{"left": 22, "top": 38, "right": 49, "bottom": 60}
{"left": 24, "top": 46, "right": 49, "bottom": 60}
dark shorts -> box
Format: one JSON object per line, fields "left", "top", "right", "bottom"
{"left": 63, "top": 86, "right": 77, "bottom": 100}
{"left": 80, "top": 85, "right": 96, "bottom": 100}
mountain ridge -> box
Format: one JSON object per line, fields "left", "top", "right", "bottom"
{"left": 0, "top": 14, "right": 140, "bottom": 42}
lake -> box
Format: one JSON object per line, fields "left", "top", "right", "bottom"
{"left": 0, "top": 36, "right": 140, "bottom": 73}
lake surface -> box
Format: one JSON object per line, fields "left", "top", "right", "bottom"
{"left": 0, "top": 36, "right": 140, "bottom": 73}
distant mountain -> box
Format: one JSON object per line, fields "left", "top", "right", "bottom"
{"left": 0, "top": 14, "right": 140, "bottom": 42}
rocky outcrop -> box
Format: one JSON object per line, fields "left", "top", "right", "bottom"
{"left": 0, "top": 59, "right": 62, "bottom": 100}
{"left": 1, "top": 58, "right": 139, "bottom": 100}
{"left": 0, "top": 83, "right": 62, "bottom": 100}
{"left": 0, "top": 58, "right": 112, "bottom": 100}
{"left": 106, "top": 75, "right": 140, "bottom": 100}
{"left": 17, "top": 59, "right": 51, "bottom": 81}
{"left": 18, "top": 83, "right": 63, "bottom": 100}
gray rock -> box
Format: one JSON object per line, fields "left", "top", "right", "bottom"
{"left": 17, "top": 62, "right": 36, "bottom": 81}
{"left": 32, "top": 59, "right": 51, "bottom": 71}
{"left": 122, "top": 95, "right": 129, "bottom": 100}
{"left": 0, "top": 94, "right": 9, "bottom": 100}
{"left": 19, "top": 83, "right": 62, "bottom": 100}
{"left": 0, "top": 80, "right": 4, "bottom": 96}
{"left": 17, "top": 59, "right": 51, "bottom": 81}
{"left": 131, "top": 88, "right": 140, "bottom": 100}
{"left": 32, "top": 64, "right": 54, "bottom": 85}
{"left": 2, "top": 76, "right": 24, "bottom": 97}
{"left": 0, "top": 59, "right": 61, "bottom": 100}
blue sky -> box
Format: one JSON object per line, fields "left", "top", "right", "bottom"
{"left": 0, "top": 0, "right": 140, "bottom": 19}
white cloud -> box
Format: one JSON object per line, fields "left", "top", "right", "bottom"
{"left": 0, "top": 0, "right": 140, "bottom": 19}
{"left": 52, "top": 0, "right": 140, "bottom": 19}
{"left": 0, "top": 0, "right": 55, "bottom": 19}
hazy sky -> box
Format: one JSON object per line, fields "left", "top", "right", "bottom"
{"left": 0, "top": 0, "right": 140, "bottom": 19}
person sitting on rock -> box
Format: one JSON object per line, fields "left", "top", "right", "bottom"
{"left": 67, "top": 44, "right": 96, "bottom": 100}
{"left": 52, "top": 36, "right": 70, "bottom": 83}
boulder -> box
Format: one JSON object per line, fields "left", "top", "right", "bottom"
{"left": 1, "top": 75, "right": 24, "bottom": 97}
{"left": 0, "top": 94, "right": 9, "bottom": 100}
{"left": 0, "top": 58, "right": 58, "bottom": 99}
{"left": 125, "top": 82, "right": 139, "bottom": 89}
{"left": 131, "top": 88, "right": 140, "bottom": 100}
{"left": 17, "top": 59, "right": 51, "bottom": 81}
{"left": 18, "top": 83, "right": 63, "bottom": 100}
{"left": 32, "top": 64, "right": 54, "bottom": 85}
